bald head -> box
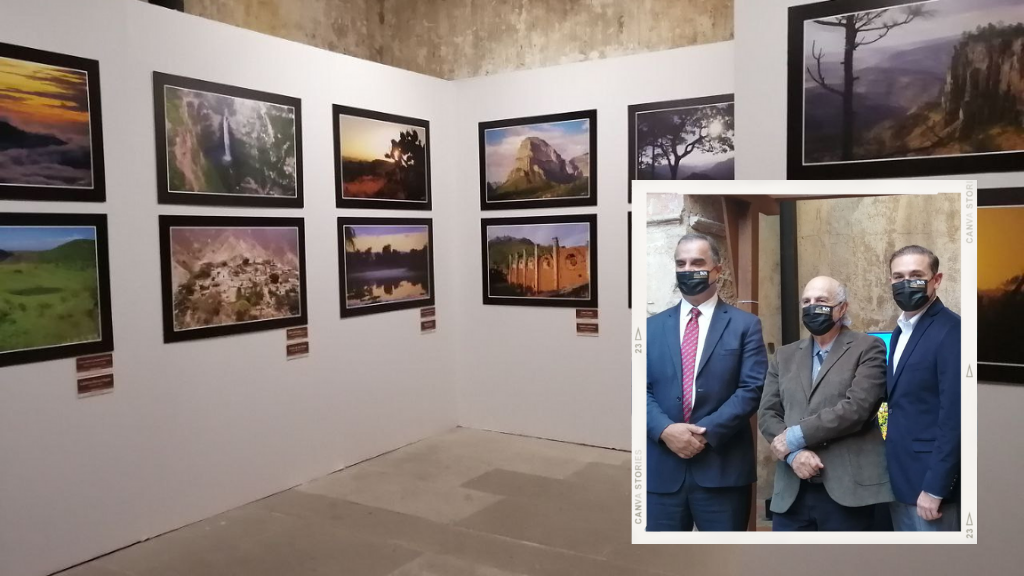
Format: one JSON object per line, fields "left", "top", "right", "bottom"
{"left": 801, "top": 276, "right": 851, "bottom": 327}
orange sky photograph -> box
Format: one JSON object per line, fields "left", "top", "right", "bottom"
{"left": 0, "top": 56, "right": 90, "bottom": 138}
{"left": 1, "top": 50, "right": 95, "bottom": 189}
{"left": 979, "top": 205, "right": 1024, "bottom": 291}
{"left": 339, "top": 114, "right": 424, "bottom": 162}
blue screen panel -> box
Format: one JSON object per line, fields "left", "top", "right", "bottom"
{"left": 868, "top": 331, "right": 892, "bottom": 364}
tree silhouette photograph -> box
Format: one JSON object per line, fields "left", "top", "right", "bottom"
{"left": 335, "top": 106, "right": 430, "bottom": 207}
{"left": 630, "top": 97, "right": 735, "bottom": 184}
{"left": 978, "top": 201, "right": 1024, "bottom": 383}
{"left": 799, "top": 0, "right": 1024, "bottom": 166}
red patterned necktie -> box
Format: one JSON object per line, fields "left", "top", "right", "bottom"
{"left": 681, "top": 307, "right": 701, "bottom": 423}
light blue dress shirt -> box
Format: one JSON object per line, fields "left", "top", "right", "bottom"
{"left": 785, "top": 339, "right": 832, "bottom": 466}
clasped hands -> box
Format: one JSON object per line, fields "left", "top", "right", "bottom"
{"left": 771, "top": 430, "right": 823, "bottom": 480}
{"left": 660, "top": 423, "right": 707, "bottom": 459}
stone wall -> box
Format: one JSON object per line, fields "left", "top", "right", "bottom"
{"left": 795, "top": 194, "right": 962, "bottom": 335}
{"left": 644, "top": 193, "right": 736, "bottom": 317}
{"left": 150, "top": 0, "right": 733, "bottom": 80}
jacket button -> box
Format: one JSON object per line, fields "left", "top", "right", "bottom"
{"left": 676, "top": 396, "right": 681, "bottom": 402}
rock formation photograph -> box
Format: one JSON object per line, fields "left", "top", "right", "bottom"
{"left": 801, "top": 0, "right": 1024, "bottom": 165}
{"left": 482, "top": 113, "right": 593, "bottom": 205}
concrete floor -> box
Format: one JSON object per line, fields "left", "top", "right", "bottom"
{"left": 57, "top": 428, "right": 708, "bottom": 576}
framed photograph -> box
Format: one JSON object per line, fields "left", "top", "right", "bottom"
{"left": 481, "top": 213, "right": 598, "bottom": 308}
{"left": 159, "top": 215, "right": 307, "bottom": 343}
{"left": 333, "top": 105, "right": 431, "bottom": 210}
{"left": 479, "top": 110, "right": 596, "bottom": 211}
{"left": 0, "top": 213, "right": 113, "bottom": 368}
{"left": 337, "top": 217, "right": 435, "bottom": 318}
{"left": 788, "top": 0, "right": 1024, "bottom": 180}
{"left": 628, "top": 95, "right": 734, "bottom": 203}
{"left": 153, "top": 72, "right": 303, "bottom": 208}
{"left": 979, "top": 187, "right": 1024, "bottom": 385}
{"left": 0, "top": 42, "right": 105, "bottom": 202}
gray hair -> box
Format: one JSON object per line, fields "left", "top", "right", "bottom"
{"left": 676, "top": 233, "right": 721, "bottom": 265}
{"left": 835, "top": 282, "right": 852, "bottom": 327}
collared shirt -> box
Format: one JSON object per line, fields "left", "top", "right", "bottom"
{"left": 679, "top": 292, "right": 719, "bottom": 413}
{"left": 893, "top": 299, "right": 934, "bottom": 370}
{"left": 786, "top": 336, "right": 836, "bottom": 466}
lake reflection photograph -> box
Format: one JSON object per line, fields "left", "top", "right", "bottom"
{"left": 338, "top": 217, "right": 435, "bottom": 318}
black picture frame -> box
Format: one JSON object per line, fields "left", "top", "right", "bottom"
{"left": 337, "top": 216, "right": 436, "bottom": 318}
{"left": 153, "top": 72, "right": 303, "bottom": 208}
{"left": 479, "top": 110, "right": 597, "bottom": 211}
{"left": 0, "top": 42, "right": 106, "bottom": 203}
{"left": 333, "top": 105, "right": 432, "bottom": 211}
{"left": 627, "top": 94, "right": 735, "bottom": 203}
{"left": 978, "top": 187, "right": 1024, "bottom": 385}
{"left": 481, "top": 213, "right": 598, "bottom": 308}
{"left": 0, "top": 213, "right": 113, "bottom": 367}
{"left": 787, "top": 0, "right": 1024, "bottom": 180}
{"left": 628, "top": 211, "right": 632, "bottom": 308}
{"left": 158, "top": 215, "right": 308, "bottom": 343}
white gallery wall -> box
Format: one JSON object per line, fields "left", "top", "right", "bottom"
{"left": 729, "top": 1, "right": 1023, "bottom": 574}
{"left": 0, "top": 1, "right": 461, "bottom": 575}
{"left": 451, "top": 42, "right": 734, "bottom": 451}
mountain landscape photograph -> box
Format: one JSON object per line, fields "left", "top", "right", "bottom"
{"left": 0, "top": 51, "right": 96, "bottom": 192}
{"left": 338, "top": 111, "right": 428, "bottom": 203}
{"left": 483, "top": 118, "right": 591, "bottom": 203}
{"left": 978, "top": 204, "right": 1024, "bottom": 369}
{"left": 633, "top": 101, "right": 735, "bottom": 181}
{"left": 802, "top": 0, "right": 1024, "bottom": 165}
{"left": 162, "top": 81, "right": 298, "bottom": 198}
{"left": 168, "top": 226, "right": 302, "bottom": 332}
{"left": 0, "top": 225, "right": 102, "bottom": 355}
{"left": 341, "top": 223, "right": 431, "bottom": 312}
{"left": 486, "top": 221, "right": 591, "bottom": 300}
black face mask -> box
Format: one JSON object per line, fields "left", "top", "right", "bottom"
{"left": 676, "top": 270, "right": 713, "bottom": 297}
{"left": 802, "top": 303, "right": 839, "bottom": 336}
{"left": 892, "top": 278, "right": 930, "bottom": 312}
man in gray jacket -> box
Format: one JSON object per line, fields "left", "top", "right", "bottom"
{"left": 758, "top": 276, "right": 893, "bottom": 531}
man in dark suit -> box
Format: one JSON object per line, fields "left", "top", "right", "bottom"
{"left": 885, "top": 245, "right": 961, "bottom": 531}
{"left": 646, "top": 233, "right": 768, "bottom": 531}
{"left": 759, "top": 276, "right": 894, "bottom": 531}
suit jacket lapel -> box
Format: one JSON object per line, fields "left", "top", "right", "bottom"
{"left": 887, "top": 326, "right": 902, "bottom": 394}
{"left": 810, "top": 329, "right": 854, "bottom": 397}
{"left": 665, "top": 303, "right": 682, "bottom": 387}
{"left": 798, "top": 338, "right": 812, "bottom": 400}
{"left": 892, "top": 298, "right": 944, "bottom": 391}
{"left": 696, "top": 301, "right": 730, "bottom": 378}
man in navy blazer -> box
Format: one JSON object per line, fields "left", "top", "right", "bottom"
{"left": 885, "top": 245, "right": 961, "bottom": 531}
{"left": 646, "top": 233, "right": 768, "bottom": 531}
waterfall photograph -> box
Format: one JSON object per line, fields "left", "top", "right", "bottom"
{"left": 154, "top": 72, "right": 303, "bottom": 208}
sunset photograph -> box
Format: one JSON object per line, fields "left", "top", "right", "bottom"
{"left": 0, "top": 43, "right": 102, "bottom": 200}
{"left": 978, "top": 201, "right": 1024, "bottom": 376}
{"left": 335, "top": 106, "right": 430, "bottom": 207}
{"left": 338, "top": 217, "right": 435, "bottom": 317}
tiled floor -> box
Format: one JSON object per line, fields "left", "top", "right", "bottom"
{"left": 58, "top": 428, "right": 718, "bottom": 576}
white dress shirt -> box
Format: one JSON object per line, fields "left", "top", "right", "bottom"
{"left": 892, "top": 299, "right": 933, "bottom": 370}
{"left": 679, "top": 292, "right": 720, "bottom": 412}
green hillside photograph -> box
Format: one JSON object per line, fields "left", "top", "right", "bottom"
{"left": 0, "top": 225, "right": 102, "bottom": 356}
